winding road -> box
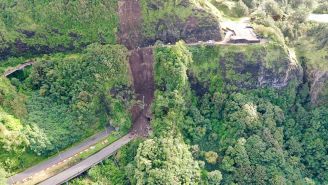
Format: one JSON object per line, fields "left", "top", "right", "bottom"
{"left": 7, "top": 127, "right": 114, "bottom": 185}
{"left": 39, "top": 134, "right": 135, "bottom": 185}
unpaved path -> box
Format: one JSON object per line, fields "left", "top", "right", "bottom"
{"left": 8, "top": 127, "right": 114, "bottom": 185}
{"left": 39, "top": 134, "right": 135, "bottom": 185}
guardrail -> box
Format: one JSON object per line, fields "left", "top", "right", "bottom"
{"left": 39, "top": 134, "right": 135, "bottom": 185}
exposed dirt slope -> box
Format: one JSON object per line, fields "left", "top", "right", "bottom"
{"left": 129, "top": 48, "right": 155, "bottom": 136}
{"left": 118, "top": 0, "right": 154, "bottom": 136}
{"left": 118, "top": 0, "right": 142, "bottom": 50}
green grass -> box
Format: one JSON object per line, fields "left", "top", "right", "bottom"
{"left": 1, "top": 152, "right": 45, "bottom": 176}
{"left": 4, "top": 129, "right": 124, "bottom": 178}
{"left": 78, "top": 131, "right": 124, "bottom": 159}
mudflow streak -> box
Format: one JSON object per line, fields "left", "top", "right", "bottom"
{"left": 118, "top": 0, "right": 154, "bottom": 137}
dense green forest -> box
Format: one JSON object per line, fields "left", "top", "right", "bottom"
{"left": 0, "top": 0, "right": 119, "bottom": 60}
{"left": 0, "top": 44, "right": 132, "bottom": 174}
{"left": 1, "top": 0, "right": 328, "bottom": 184}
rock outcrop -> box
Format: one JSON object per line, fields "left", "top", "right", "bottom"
{"left": 140, "top": 0, "right": 222, "bottom": 47}
{"left": 189, "top": 44, "right": 303, "bottom": 92}
{"left": 307, "top": 70, "right": 328, "bottom": 105}
{"left": 257, "top": 48, "right": 302, "bottom": 89}
{"left": 223, "top": 52, "right": 302, "bottom": 90}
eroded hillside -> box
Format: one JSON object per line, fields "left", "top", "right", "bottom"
{"left": 140, "top": 0, "right": 222, "bottom": 46}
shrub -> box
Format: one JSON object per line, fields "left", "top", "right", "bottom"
{"left": 262, "top": 0, "right": 283, "bottom": 20}
{"left": 313, "top": 2, "right": 328, "bottom": 14}
{"left": 233, "top": 0, "right": 249, "bottom": 17}
{"left": 253, "top": 24, "right": 285, "bottom": 44}
{"left": 243, "top": 0, "right": 262, "bottom": 9}
{"left": 0, "top": 168, "right": 6, "bottom": 185}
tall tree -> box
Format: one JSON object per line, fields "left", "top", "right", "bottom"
{"left": 134, "top": 136, "right": 200, "bottom": 185}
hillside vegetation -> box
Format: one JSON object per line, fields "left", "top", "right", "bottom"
{"left": 0, "top": 0, "right": 119, "bottom": 60}
{"left": 0, "top": 44, "right": 132, "bottom": 174}
{"left": 140, "top": 0, "right": 222, "bottom": 45}
{"left": 1, "top": 0, "right": 328, "bottom": 184}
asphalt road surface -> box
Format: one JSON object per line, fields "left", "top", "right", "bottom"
{"left": 3, "top": 61, "right": 35, "bottom": 77}
{"left": 39, "top": 133, "right": 134, "bottom": 185}
{"left": 8, "top": 126, "right": 114, "bottom": 185}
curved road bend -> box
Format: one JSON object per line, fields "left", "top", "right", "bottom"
{"left": 7, "top": 127, "right": 114, "bottom": 185}
{"left": 3, "top": 61, "right": 35, "bottom": 77}
{"left": 39, "top": 134, "right": 134, "bottom": 185}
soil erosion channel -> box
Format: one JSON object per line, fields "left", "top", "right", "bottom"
{"left": 118, "top": 0, "right": 154, "bottom": 137}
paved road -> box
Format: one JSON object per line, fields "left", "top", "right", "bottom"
{"left": 7, "top": 127, "right": 114, "bottom": 185}
{"left": 39, "top": 134, "right": 134, "bottom": 185}
{"left": 3, "top": 61, "right": 35, "bottom": 77}
{"left": 307, "top": 14, "right": 328, "bottom": 23}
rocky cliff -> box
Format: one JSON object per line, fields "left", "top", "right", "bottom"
{"left": 296, "top": 31, "right": 328, "bottom": 106}
{"left": 140, "top": 0, "right": 222, "bottom": 47}
{"left": 188, "top": 43, "right": 303, "bottom": 92}
{"left": 308, "top": 70, "right": 328, "bottom": 105}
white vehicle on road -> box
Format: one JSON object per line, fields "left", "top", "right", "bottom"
{"left": 207, "top": 40, "right": 216, "bottom": 45}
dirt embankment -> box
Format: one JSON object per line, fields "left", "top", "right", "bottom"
{"left": 118, "top": 0, "right": 154, "bottom": 136}
{"left": 118, "top": 0, "right": 142, "bottom": 50}
{"left": 129, "top": 48, "right": 155, "bottom": 136}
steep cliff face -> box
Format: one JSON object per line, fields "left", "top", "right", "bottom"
{"left": 257, "top": 48, "right": 302, "bottom": 89}
{"left": 140, "top": 0, "right": 222, "bottom": 47}
{"left": 189, "top": 43, "right": 303, "bottom": 92}
{"left": 307, "top": 70, "right": 328, "bottom": 105}
{"left": 296, "top": 30, "right": 328, "bottom": 105}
